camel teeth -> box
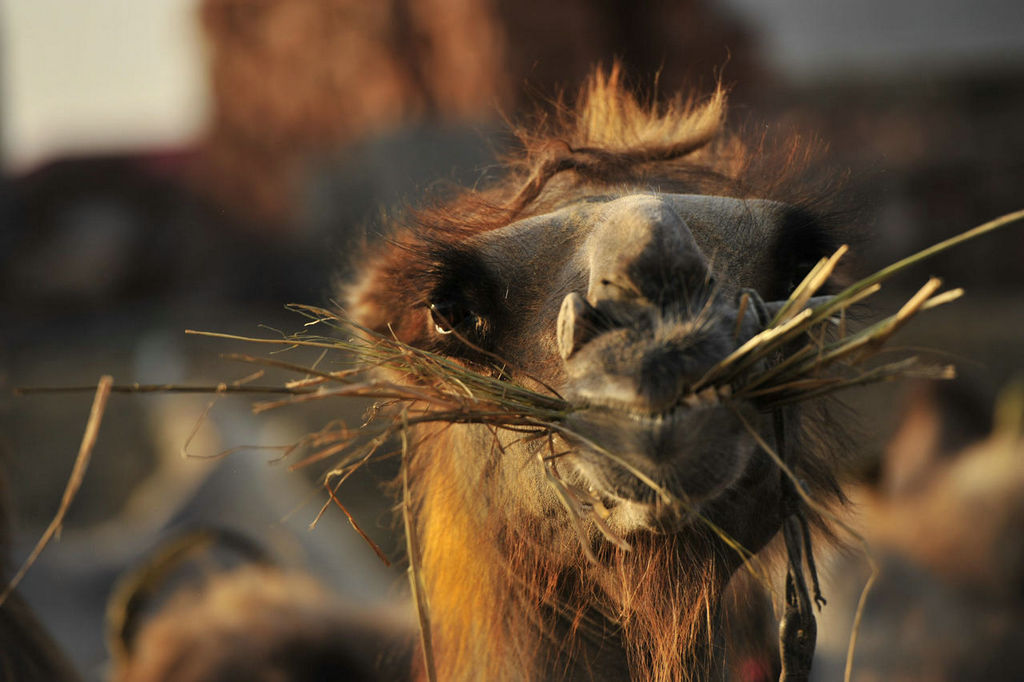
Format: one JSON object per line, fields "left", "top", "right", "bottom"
{"left": 683, "top": 393, "right": 701, "bottom": 407}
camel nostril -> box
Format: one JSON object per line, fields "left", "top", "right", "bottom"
{"left": 557, "top": 292, "right": 602, "bottom": 360}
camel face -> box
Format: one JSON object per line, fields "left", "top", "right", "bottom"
{"left": 345, "top": 69, "right": 853, "bottom": 680}
{"left": 426, "top": 192, "right": 823, "bottom": 532}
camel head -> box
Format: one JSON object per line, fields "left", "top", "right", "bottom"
{"left": 429, "top": 191, "right": 837, "bottom": 541}
{"left": 345, "top": 66, "right": 852, "bottom": 680}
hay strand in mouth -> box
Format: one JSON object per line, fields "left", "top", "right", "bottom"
{"left": 1, "top": 376, "right": 112, "bottom": 608}
{"left": 541, "top": 450, "right": 633, "bottom": 560}
{"left": 14, "top": 383, "right": 309, "bottom": 396}
{"left": 700, "top": 209, "right": 1024, "bottom": 408}
{"left": 402, "top": 422, "right": 438, "bottom": 682}
{"left": 13, "top": 211, "right": 1023, "bottom": 532}
{"left": 323, "top": 479, "right": 390, "bottom": 566}
{"left": 770, "top": 244, "right": 850, "bottom": 326}
{"left": 9, "top": 210, "right": 1022, "bottom": 682}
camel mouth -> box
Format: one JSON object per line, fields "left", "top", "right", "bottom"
{"left": 560, "top": 387, "right": 758, "bottom": 531}
{"left": 573, "top": 383, "right": 735, "bottom": 420}
{"left": 579, "top": 479, "right": 698, "bottom": 534}
{"left": 552, "top": 281, "right": 770, "bottom": 533}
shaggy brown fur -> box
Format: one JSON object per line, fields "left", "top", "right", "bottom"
{"left": 404, "top": 425, "right": 788, "bottom": 681}
{"left": 348, "top": 66, "right": 853, "bottom": 681}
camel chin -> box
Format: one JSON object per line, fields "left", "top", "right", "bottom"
{"left": 563, "top": 400, "right": 760, "bottom": 533}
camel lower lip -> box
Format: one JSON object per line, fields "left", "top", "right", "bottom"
{"left": 581, "top": 479, "right": 700, "bottom": 532}
{"left": 560, "top": 395, "right": 758, "bottom": 514}
{"left": 571, "top": 384, "right": 735, "bottom": 421}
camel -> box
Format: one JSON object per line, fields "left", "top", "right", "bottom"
{"left": 3, "top": 67, "right": 854, "bottom": 682}
{"left": 816, "top": 382, "right": 1024, "bottom": 680}
{"left": 110, "top": 563, "right": 411, "bottom": 682}
{"left": 346, "top": 66, "right": 853, "bottom": 681}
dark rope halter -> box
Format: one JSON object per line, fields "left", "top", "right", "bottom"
{"left": 775, "top": 409, "right": 825, "bottom": 682}
{"left": 741, "top": 288, "right": 825, "bottom": 682}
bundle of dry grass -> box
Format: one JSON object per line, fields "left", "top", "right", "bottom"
{"left": 12, "top": 209, "right": 1024, "bottom": 682}
{"left": 13, "top": 211, "right": 1022, "bottom": 555}
{"left": 167, "top": 210, "right": 1020, "bottom": 509}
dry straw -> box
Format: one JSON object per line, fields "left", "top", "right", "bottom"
{"left": 177, "top": 211, "right": 1018, "bottom": 499}
{"left": 1, "top": 376, "right": 113, "bottom": 608}
{"left": 14, "top": 209, "right": 1024, "bottom": 565}
{"left": 11, "top": 209, "right": 1024, "bottom": 682}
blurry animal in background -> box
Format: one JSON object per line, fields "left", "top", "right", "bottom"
{"left": 110, "top": 566, "right": 410, "bottom": 682}
{"left": 347, "top": 66, "right": 854, "bottom": 681}
{"left": 106, "top": 529, "right": 411, "bottom": 682}
{"left": 816, "top": 382, "right": 1024, "bottom": 681}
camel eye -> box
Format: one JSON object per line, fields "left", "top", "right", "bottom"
{"left": 433, "top": 316, "right": 454, "bottom": 335}
{"left": 772, "top": 207, "right": 839, "bottom": 301}
{"left": 425, "top": 247, "right": 499, "bottom": 354}
{"left": 786, "top": 260, "right": 818, "bottom": 295}
{"left": 428, "top": 300, "right": 489, "bottom": 344}
{"left": 430, "top": 302, "right": 469, "bottom": 335}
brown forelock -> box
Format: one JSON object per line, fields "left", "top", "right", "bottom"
{"left": 354, "top": 64, "right": 849, "bottom": 348}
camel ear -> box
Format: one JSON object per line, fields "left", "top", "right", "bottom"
{"left": 339, "top": 245, "right": 434, "bottom": 348}
{"left": 348, "top": 284, "right": 430, "bottom": 347}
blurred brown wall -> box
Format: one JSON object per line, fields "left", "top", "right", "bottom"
{"left": 193, "top": 0, "right": 758, "bottom": 225}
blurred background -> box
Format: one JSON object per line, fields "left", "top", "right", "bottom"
{"left": 1, "top": 0, "right": 1022, "bottom": 679}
